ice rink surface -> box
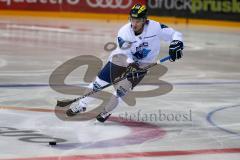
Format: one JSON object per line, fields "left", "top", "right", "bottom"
{"left": 0, "top": 16, "right": 240, "bottom": 160}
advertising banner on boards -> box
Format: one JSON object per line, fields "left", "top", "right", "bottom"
{"left": 147, "top": 0, "right": 240, "bottom": 22}
{"left": 0, "top": 0, "right": 146, "bottom": 14}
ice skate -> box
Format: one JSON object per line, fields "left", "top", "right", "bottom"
{"left": 96, "top": 111, "right": 112, "bottom": 123}
{"left": 66, "top": 101, "right": 86, "bottom": 117}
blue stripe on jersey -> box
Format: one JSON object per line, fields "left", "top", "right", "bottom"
{"left": 144, "top": 35, "right": 157, "bottom": 39}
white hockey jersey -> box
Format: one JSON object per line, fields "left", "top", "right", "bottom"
{"left": 109, "top": 19, "right": 183, "bottom": 64}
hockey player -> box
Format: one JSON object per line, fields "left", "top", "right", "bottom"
{"left": 66, "top": 3, "right": 184, "bottom": 122}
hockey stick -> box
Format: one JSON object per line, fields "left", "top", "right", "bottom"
{"left": 56, "top": 55, "right": 171, "bottom": 107}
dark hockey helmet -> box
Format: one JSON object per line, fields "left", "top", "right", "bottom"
{"left": 129, "top": 3, "right": 147, "bottom": 19}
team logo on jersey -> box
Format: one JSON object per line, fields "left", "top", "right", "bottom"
{"left": 133, "top": 48, "right": 151, "bottom": 59}
{"left": 86, "top": 0, "right": 132, "bottom": 9}
{"left": 137, "top": 42, "right": 148, "bottom": 49}
{"left": 133, "top": 42, "right": 151, "bottom": 59}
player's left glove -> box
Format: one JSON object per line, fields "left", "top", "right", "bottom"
{"left": 169, "top": 40, "right": 184, "bottom": 62}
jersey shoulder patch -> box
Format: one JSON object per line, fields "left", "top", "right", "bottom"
{"left": 160, "top": 23, "right": 168, "bottom": 29}
{"left": 117, "top": 37, "right": 125, "bottom": 48}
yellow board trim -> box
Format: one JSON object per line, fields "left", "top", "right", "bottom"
{"left": 0, "top": 10, "right": 240, "bottom": 28}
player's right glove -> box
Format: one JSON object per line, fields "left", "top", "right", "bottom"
{"left": 125, "top": 63, "right": 147, "bottom": 81}
{"left": 169, "top": 40, "right": 184, "bottom": 62}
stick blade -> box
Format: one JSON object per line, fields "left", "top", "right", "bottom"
{"left": 56, "top": 99, "right": 76, "bottom": 107}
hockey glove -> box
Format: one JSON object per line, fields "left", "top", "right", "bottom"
{"left": 126, "top": 63, "right": 147, "bottom": 81}
{"left": 169, "top": 40, "right": 184, "bottom": 62}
